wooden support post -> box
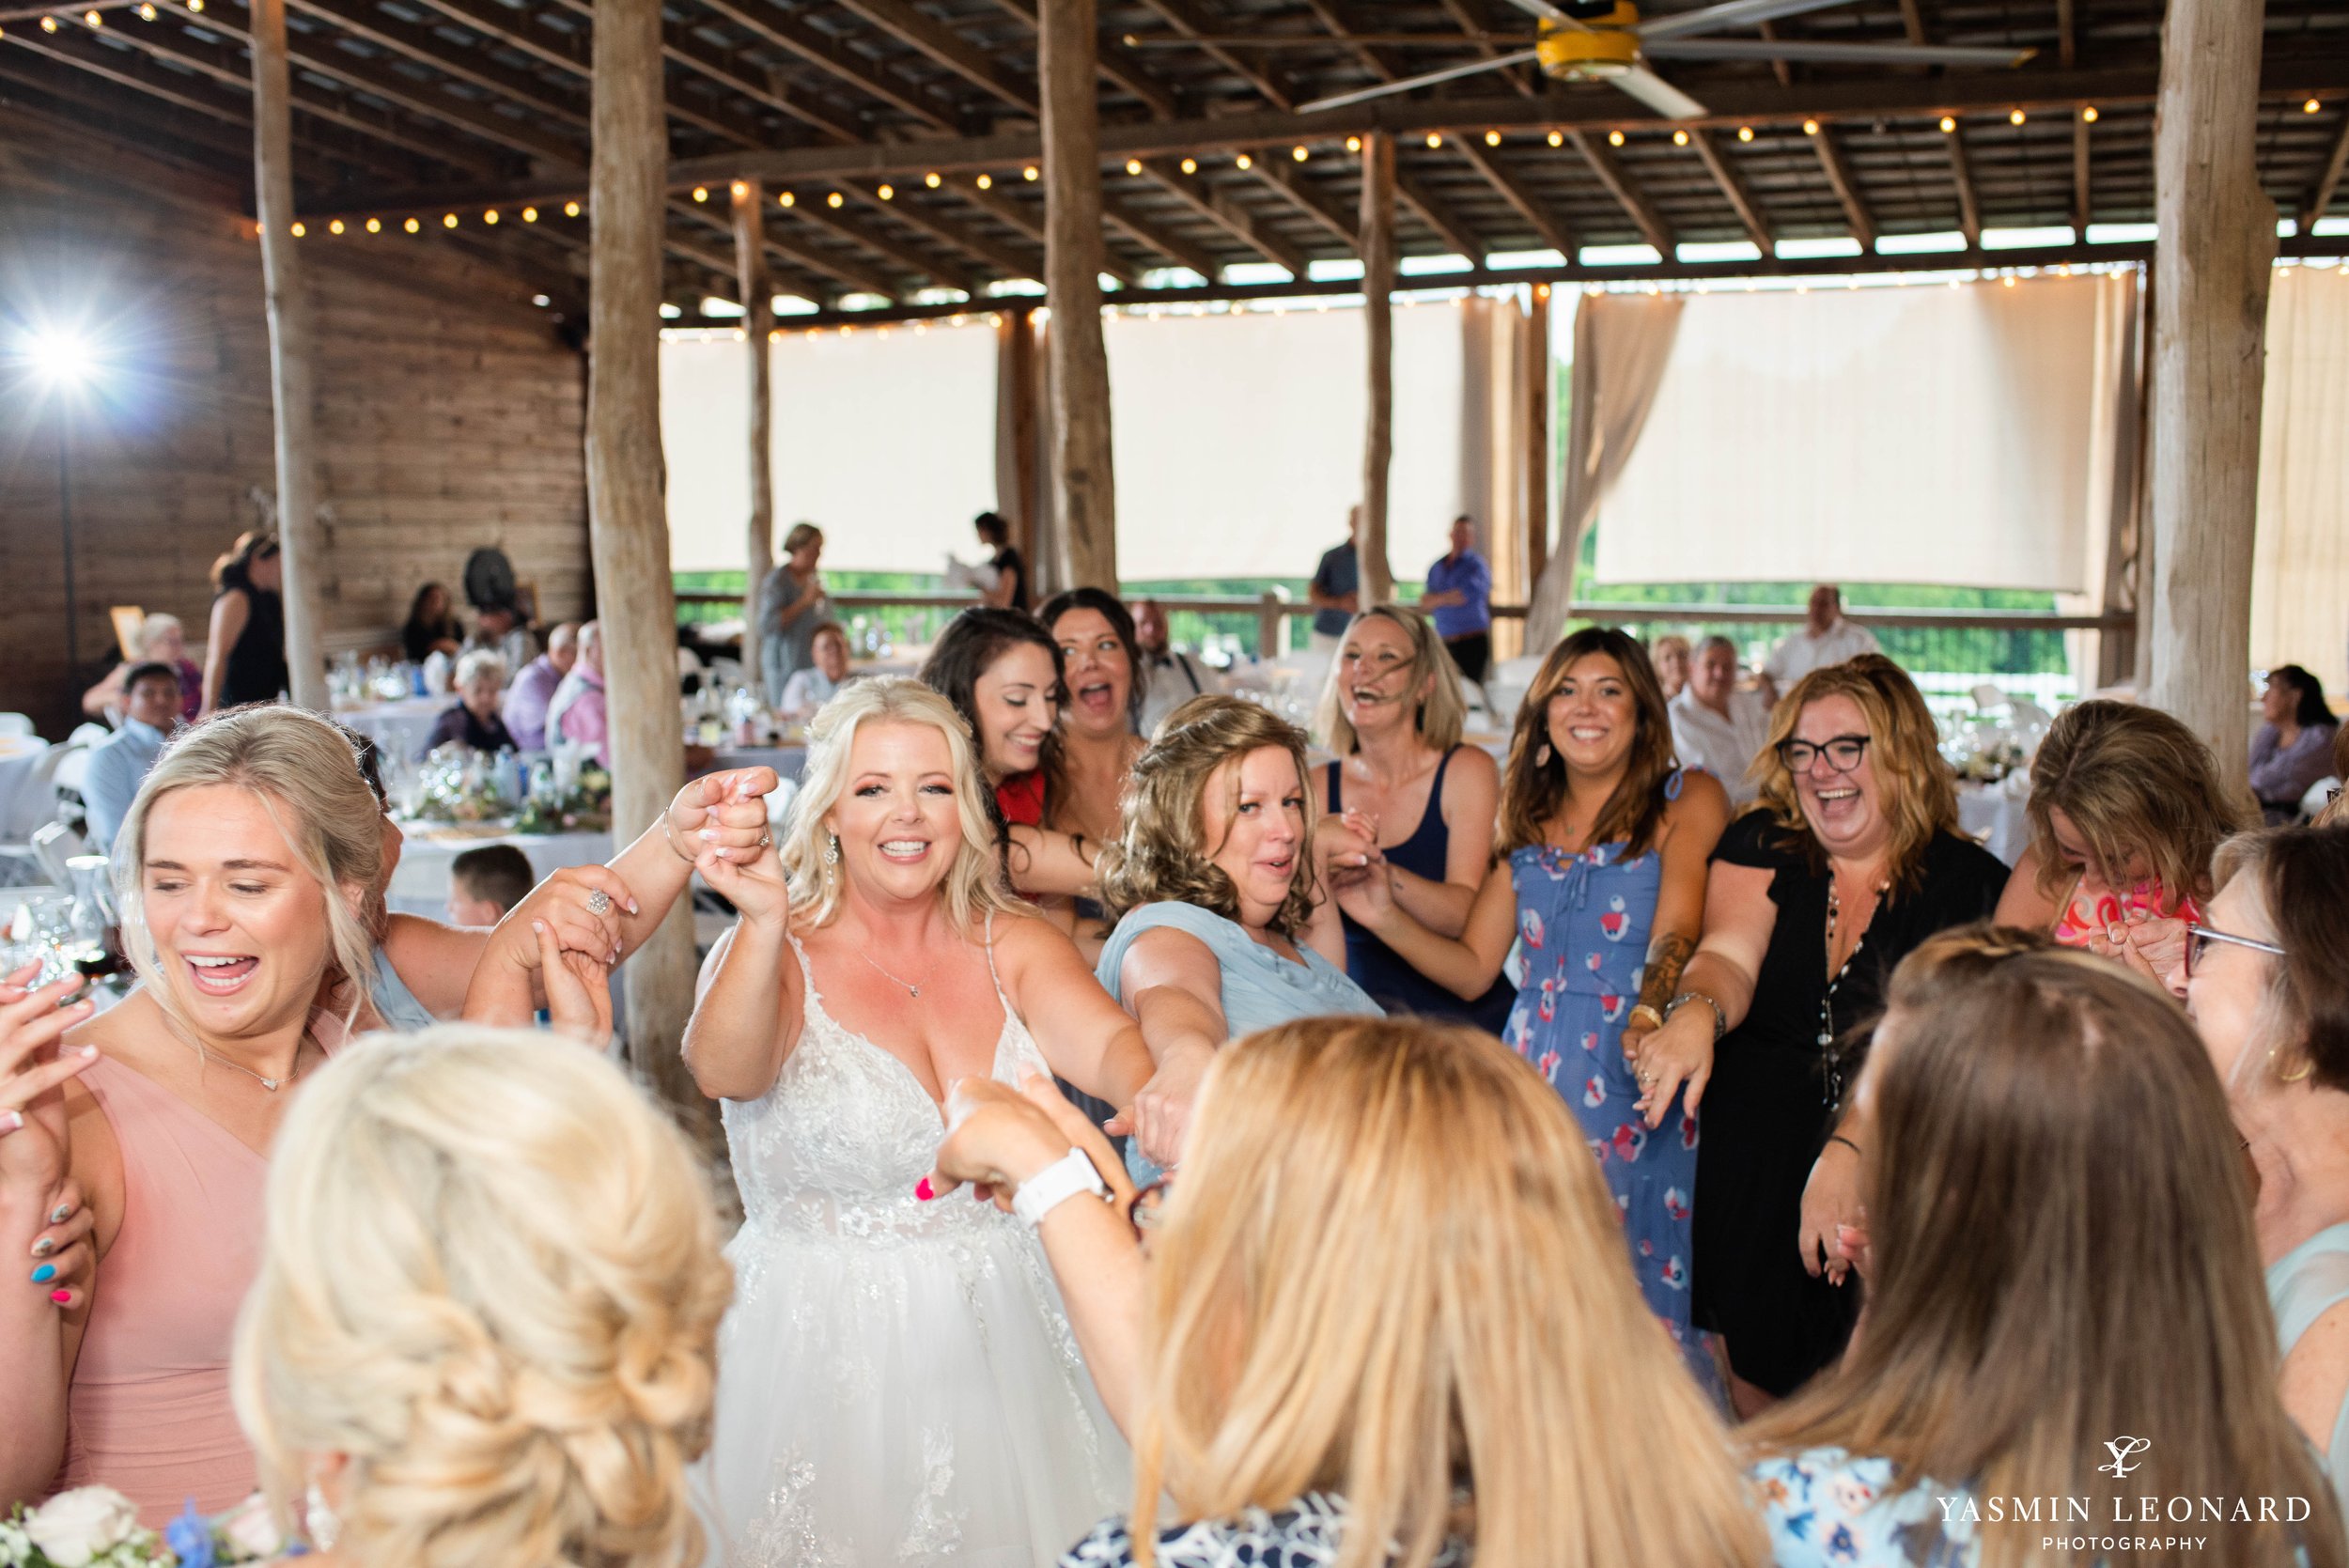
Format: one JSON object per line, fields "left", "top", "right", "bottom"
{"left": 247, "top": 0, "right": 327, "bottom": 711}
{"left": 1256, "top": 589, "right": 1285, "bottom": 660}
{"left": 997, "top": 304, "right": 1042, "bottom": 589}
{"left": 731, "top": 176, "right": 774, "bottom": 684}
{"left": 589, "top": 0, "right": 707, "bottom": 1135}
{"left": 1518, "top": 279, "right": 1553, "bottom": 664}
{"left": 1039, "top": 0, "right": 1117, "bottom": 589}
{"left": 1359, "top": 130, "right": 1396, "bottom": 605}
{"left": 2145, "top": 0, "right": 2275, "bottom": 791}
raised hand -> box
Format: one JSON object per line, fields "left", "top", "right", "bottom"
{"left": 500, "top": 865, "right": 637, "bottom": 970}
{"left": 0, "top": 964, "right": 100, "bottom": 1311}
{"left": 669, "top": 768, "right": 781, "bottom": 867}
{"left": 697, "top": 827, "right": 791, "bottom": 928}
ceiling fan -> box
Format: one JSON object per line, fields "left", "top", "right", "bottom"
{"left": 1121, "top": 0, "right": 2037, "bottom": 120}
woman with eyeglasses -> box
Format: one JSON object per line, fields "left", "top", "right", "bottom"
{"left": 1635, "top": 656, "right": 2006, "bottom": 1415}
{"left": 2169, "top": 824, "right": 2349, "bottom": 1516}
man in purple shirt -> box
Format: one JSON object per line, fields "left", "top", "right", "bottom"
{"left": 1422, "top": 515, "right": 1494, "bottom": 683}
{"left": 502, "top": 621, "right": 579, "bottom": 751}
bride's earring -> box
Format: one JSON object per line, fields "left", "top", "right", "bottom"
{"left": 824, "top": 834, "right": 841, "bottom": 866}
{"left": 304, "top": 1480, "right": 342, "bottom": 1550}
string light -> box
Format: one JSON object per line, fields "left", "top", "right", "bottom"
{"left": 1180, "top": 157, "right": 1197, "bottom": 174}
{"left": 288, "top": 220, "right": 305, "bottom": 237}
{"left": 365, "top": 217, "right": 381, "bottom": 233}
{"left": 878, "top": 182, "right": 894, "bottom": 199}
{"left": 692, "top": 186, "right": 708, "bottom": 202}
{"left": 1608, "top": 130, "right": 1625, "bottom": 147}
{"left": 1424, "top": 132, "right": 1442, "bottom": 148}
{"left": 779, "top": 191, "right": 794, "bottom": 207}
{"left": 1345, "top": 135, "right": 1361, "bottom": 153}
{"left": 1547, "top": 130, "right": 1563, "bottom": 147}
{"left": 484, "top": 209, "right": 499, "bottom": 224}
{"left": 564, "top": 200, "right": 581, "bottom": 216}
{"left": 925, "top": 172, "right": 941, "bottom": 187}
{"left": 83, "top": 10, "right": 100, "bottom": 25}
{"left": 443, "top": 212, "right": 458, "bottom": 227}
{"left": 826, "top": 192, "right": 843, "bottom": 208}
{"left": 1939, "top": 116, "right": 1956, "bottom": 132}
{"left": 521, "top": 205, "right": 537, "bottom": 222}
{"left": 730, "top": 179, "right": 748, "bottom": 200}
{"left": 1293, "top": 145, "right": 1308, "bottom": 162}
{"left": 2009, "top": 108, "right": 2026, "bottom": 125}
{"left": 1230, "top": 151, "right": 1248, "bottom": 170}
{"left": 2082, "top": 105, "right": 2098, "bottom": 123}
{"left": 1802, "top": 118, "right": 1820, "bottom": 135}
{"left": 1022, "top": 164, "right": 1038, "bottom": 180}
{"left": 404, "top": 216, "right": 421, "bottom": 232}
{"left": 1737, "top": 125, "right": 1753, "bottom": 142}
{"left": 1484, "top": 130, "right": 1501, "bottom": 147}
{"left": 328, "top": 218, "right": 344, "bottom": 235}
{"left": 39, "top": 16, "right": 55, "bottom": 30}
{"left": 1672, "top": 129, "right": 1688, "bottom": 146}
{"left": 1124, "top": 158, "right": 1141, "bottom": 174}
{"left": 2307, "top": 98, "right": 2324, "bottom": 115}
{"left": 976, "top": 173, "right": 992, "bottom": 189}
{"left": 135, "top": 2, "right": 153, "bottom": 16}
{"left": 185, "top": 0, "right": 200, "bottom": 12}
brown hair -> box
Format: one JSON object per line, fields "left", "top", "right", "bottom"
{"left": 1497, "top": 628, "right": 1676, "bottom": 858}
{"left": 1098, "top": 695, "right": 1319, "bottom": 939}
{"left": 1750, "top": 939, "right": 2342, "bottom": 1568}
{"left": 1135, "top": 1017, "right": 1765, "bottom": 1568}
{"left": 2213, "top": 825, "right": 2349, "bottom": 1094}
{"left": 1748, "top": 654, "right": 1956, "bottom": 895}
{"left": 2026, "top": 699, "right": 2255, "bottom": 908}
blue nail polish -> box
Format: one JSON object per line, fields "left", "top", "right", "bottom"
{"left": 30, "top": 1264, "right": 55, "bottom": 1284}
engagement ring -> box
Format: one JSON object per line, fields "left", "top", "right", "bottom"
{"left": 586, "top": 890, "right": 612, "bottom": 916}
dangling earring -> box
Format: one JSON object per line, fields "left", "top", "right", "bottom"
{"left": 303, "top": 1481, "right": 342, "bottom": 1550}
{"left": 1534, "top": 743, "right": 1552, "bottom": 768}
{"left": 823, "top": 834, "right": 840, "bottom": 866}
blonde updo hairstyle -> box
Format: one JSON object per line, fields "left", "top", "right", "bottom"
{"left": 233, "top": 1028, "right": 732, "bottom": 1568}
{"left": 780, "top": 675, "right": 1023, "bottom": 936}
{"left": 111, "top": 705, "right": 382, "bottom": 1037}
{"left": 1314, "top": 604, "right": 1468, "bottom": 757}
{"left": 1098, "top": 695, "right": 1320, "bottom": 939}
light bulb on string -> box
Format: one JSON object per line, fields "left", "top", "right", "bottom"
{"left": 1022, "top": 164, "right": 1038, "bottom": 180}
{"left": 443, "top": 212, "right": 458, "bottom": 227}
{"left": 328, "top": 218, "right": 344, "bottom": 235}
{"left": 1235, "top": 152, "right": 1252, "bottom": 169}
{"left": 692, "top": 186, "right": 708, "bottom": 202}
{"left": 1292, "top": 145, "right": 1308, "bottom": 161}
{"left": 925, "top": 172, "right": 941, "bottom": 187}
{"left": 521, "top": 205, "right": 537, "bottom": 222}
{"left": 1802, "top": 118, "right": 1820, "bottom": 135}
{"left": 1737, "top": 125, "right": 1753, "bottom": 142}
{"left": 1672, "top": 129, "right": 1688, "bottom": 146}
{"left": 564, "top": 200, "right": 581, "bottom": 217}
{"left": 1124, "top": 159, "right": 1142, "bottom": 175}
{"left": 39, "top": 16, "right": 56, "bottom": 30}
{"left": 288, "top": 221, "right": 305, "bottom": 237}
{"left": 779, "top": 191, "right": 794, "bottom": 207}
{"left": 484, "top": 209, "right": 499, "bottom": 224}
{"left": 878, "top": 183, "right": 894, "bottom": 199}
{"left": 1608, "top": 130, "right": 1625, "bottom": 147}
{"left": 1484, "top": 130, "right": 1501, "bottom": 146}
{"left": 404, "top": 216, "right": 421, "bottom": 232}
{"left": 1180, "top": 157, "right": 1196, "bottom": 174}
{"left": 84, "top": 10, "right": 100, "bottom": 25}
{"left": 826, "top": 192, "right": 843, "bottom": 208}
{"left": 1547, "top": 130, "right": 1563, "bottom": 147}
{"left": 1345, "top": 135, "right": 1361, "bottom": 152}
{"left": 2009, "top": 108, "right": 2025, "bottom": 125}
{"left": 1424, "top": 132, "right": 1441, "bottom": 148}
{"left": 365, "top": 217, "right": 381, "bottom": 233}
{"left": 2082, "top": 105, "right": 2098, "bottom": 123}
{"left": 975, "top": 173, "right": 992, "bottom": 189}
{"left": 1939, "top": 116, "right": 1955, "bottom": 133}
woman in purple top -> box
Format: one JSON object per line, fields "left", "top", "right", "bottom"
{"left": 2250, "top": 664, "right": 2340, "bottom": 823}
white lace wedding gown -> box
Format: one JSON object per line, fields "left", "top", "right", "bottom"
{"left": 700, "top": 929, "right": 1128, "bottom": 1567}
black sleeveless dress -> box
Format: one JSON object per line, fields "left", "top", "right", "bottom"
{"left": 216, "top": 582, "right": 287, "bottom": 707}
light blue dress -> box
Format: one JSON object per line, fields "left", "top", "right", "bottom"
{"left": 2270, "top": 1224, "right": 2349, "bottom": 1523}
{"left": 1750, "top": 1448, "right": 1981, "bottom": 1566}
{"left": 366, "top": 941, "right": 439, "bottom": 1032}
{"left": 1095, "top": 901, "right": 1381, "bottom": 1182}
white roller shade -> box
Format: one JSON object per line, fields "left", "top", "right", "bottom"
{"left": 2255, "top": 266, "right": 2349, "bottom": 696}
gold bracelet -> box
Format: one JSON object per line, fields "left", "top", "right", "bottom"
{"left": 1626, "top": 1003, "right": 1666, "bottom": 1032}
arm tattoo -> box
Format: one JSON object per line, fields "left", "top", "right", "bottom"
{"left": 1637, "top": 931, "right": 1696, "bottom": 1017}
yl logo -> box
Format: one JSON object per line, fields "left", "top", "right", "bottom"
{"left": 2100, "top": 1436, "right": 2151, "bottom": 1478}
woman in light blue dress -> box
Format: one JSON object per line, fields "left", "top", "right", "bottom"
{"left": 1092, "top": 696, "right": 1379, "bottom": 1178}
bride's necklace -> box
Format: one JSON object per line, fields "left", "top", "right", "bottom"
{"left": 858, "top": 948, "right": 932, "bottom": 1000}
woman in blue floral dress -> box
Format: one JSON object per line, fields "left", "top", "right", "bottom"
{"left": 1332, "top": 629, "right": 1728, "bottom": 1371}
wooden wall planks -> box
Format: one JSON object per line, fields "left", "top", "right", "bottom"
{"left": 0, "top": 112, "right": 590, "bottom": 738}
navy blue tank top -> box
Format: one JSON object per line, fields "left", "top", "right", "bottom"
{"left": 1325, "top": 749, "right": 1515, "bottom": 1032}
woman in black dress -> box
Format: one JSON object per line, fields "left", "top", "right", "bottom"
{"left": 973, "top": 510, "right": 1026, "bottom": 612}
{"left": 1629, "top": 654, "right": 2004, "bottom": 1414}
{"left": 200, "top": 530, "right": 287, "bottom": 714}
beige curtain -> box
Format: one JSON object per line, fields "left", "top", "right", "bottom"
{"left": 2253, "top": 266, "right": 2349, "bottom": 696}
{"left": 1458, "top": 295, "right": 1527, "bottom": 629}
{"left": 1525, "top": 291, "right": 1686, "bottom": 649}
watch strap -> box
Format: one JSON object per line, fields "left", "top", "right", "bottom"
{"left": 1012, "top": 1147, "right": 1111, "bottom": 1229}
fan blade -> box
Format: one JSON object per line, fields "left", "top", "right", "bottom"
{"left": 1296, "top": 49, "right": 1542, "bottom": 115}
{"left": 1121, "top": 30, "right": 1524, "bottom": 47}
{"left": 1643, "top": 36, "right": 2039, "bottom": 67}
{"left": 1609, "top": 64, "right": 1710, "bottom": 118}
{"left": 1636, "top": 0, "right": 1863, "bottom": 44}
{"left": 1496, "top": 0, "right": 1575, "bottom": 24}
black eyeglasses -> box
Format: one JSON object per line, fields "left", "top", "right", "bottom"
{"left": 2184, "top": 922, "right": 2285, "bottom": 978}
{"left": 1777, "top": 734, "right": 1872, "bottom": 774}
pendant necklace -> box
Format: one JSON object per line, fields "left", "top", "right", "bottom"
{"left": 208, "top": 1030, "right": 314, "bottom": 1092}
{"left": 859, "top": 948, "right": 931, "bottom": 1000}
{"left": 1819, "top": 875, "right": 1888, "bottom": 1108}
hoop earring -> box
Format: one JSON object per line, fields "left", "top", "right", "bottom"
{"left": 824, "top": 834, "right": 841, "bottom": 866}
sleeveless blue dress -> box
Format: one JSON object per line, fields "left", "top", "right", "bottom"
{"left": 1503, "top": 805, "right": 1705, "bottom": 1379}
{"left": 2270, "top": 1223, "right": 2349, "bottom": 1522}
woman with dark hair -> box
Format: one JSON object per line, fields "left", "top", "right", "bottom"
{"left": 1749, "top": 932, "right": 2342, "bottom": 1568}
{"left": 1333, "top": 627, "right": 1727, "bottom": 1367}
{"left": 200, "top": 530, "right": 286, "bottom": 715}
{"left": 974, "top": 511, "right": 1027, "bottom": 611}
{"left": 1037, "top": 588, "right": 1144, "bottom": 843}
{"left": 1637, "top": 654, "right": 2006, "bottom": 1412}
{"left": 2253, "top": 665, "right": 2341, "bottom": 824}
{"left": 399, "top": 582, "right": 464, "bottom": 663}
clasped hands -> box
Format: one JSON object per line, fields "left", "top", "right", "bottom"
{"left": 927, "top": 1072, "right": 1136, "bottom": 1219}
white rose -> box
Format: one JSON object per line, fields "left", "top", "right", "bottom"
{"left": 0, "top": 1520, "right": 36, "bottom": 1568}
{"left": 212, "top": 1496, "right": 285, "bottom": 1563}
{"left": 23, "top": 1489, "right": 138, "bottom": 1568}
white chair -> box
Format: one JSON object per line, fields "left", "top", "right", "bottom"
{"left": 0, "top": 715, "right": 33, "bottom": 738}
{"left": 2302, "top": 776, "right": 2341, "bottom": 823}
{"left": 68, "top": 722, "right": 113, "bottom": 749}
{"left": 1970, "top": 683, "right": 2010, "bottom": 711}
{"left": 29, "top": 821, "right": 84, "bottom": 890}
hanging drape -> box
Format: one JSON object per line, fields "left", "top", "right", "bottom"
{"left": 2253, "top": 265, "right": 2349, "bottom": 696}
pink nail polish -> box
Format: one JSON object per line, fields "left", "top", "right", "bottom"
{"left": 50, "top": 1290, "right": 70, "bottom": 1305}
{"left": 914, "top": 1177, "right": 935, "bottom": 1202}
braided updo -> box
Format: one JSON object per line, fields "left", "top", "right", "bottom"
{"left": 232, "top": 1029, "right": 733, "bottom": 1568}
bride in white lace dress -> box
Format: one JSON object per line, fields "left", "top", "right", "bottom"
{"left": 684, "top": 677, "right": 1159, "bottom": 1567}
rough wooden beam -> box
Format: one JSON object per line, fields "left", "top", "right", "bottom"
{"left": 1809, "top": 124, "right": 1877, "bottom": 251}
{"left": 1394, "top": 165, "right": 1485, "bottom": 261}
{"left": 1041, "top": 0, "right": 1116, "bottom": 587}
{"left": 1143, "top": 160, "right": 1307, "bottom": 275}
{"left": 731, "top": 176, "right": 774, "bottom": 682}
{"left": 1896, "top": 0, "right": 1926, "bottom": 45}
{"left": 655, "top": 14, "right": 865, "bottom": 141}
{"left": 251, "top": 0, "right": 327, "bottom": 710}
{"left": 708, "top": 204, "right": 895, "bottom": 296}
{"left": 2302, "top": 111, "right": 2349, "bottom": 228}
{"left": 1301, "top": 0, "right": 1399, "bottom": 85}
{"left": 1568, "top": 130, "right": 1675, "bottom": 256}
{"left": 1104, "top": 194, "right": 1224, "bottom": 278}
{"left": 834, "top": 0, "right": 1034, "bottom": 113}
{"left": 1757, "top": 18, "right": 1793, "bottom": 87}
{"left": 690, "top": 0, "right": 957, "bottom": 131}
{"left": 954, "top": 179, "right": 1143, "bottom": 283}
{"left": 2146, "top": 0, "right": 2275, "bottom": 795}
{"left": 842, "top": 184, "right": 1039, "bottom": 281}
{"left": 2074, "top": 110, "right": 2093, "bottom": 229}
{"left": 1360, "top": 130, "right": 1395, "bottom": 603}
{"left": 287, "top": 0, "right": 586, "bottom": 124}
{"left": 1946, "top": 125, "right": 1982, "bottom": 247}
{"left": 1251, "top": 154, "right": 1357, "bottom": 247}
{"left": 1688, "top": 127, "right": 1772, "bottom": 253}
{"left": 1138, "top": 0, "right": 1294, "bottom": 111}
{"left": 985, "top": 0, "right": 1177, "bottom": 118}
{"left": 783, "top": 193, "right": 981, "bottom": 293}
{"left": 1456, "top": 139, "right": 1572, "bottom": 256}
{"left": 1438, "top": 0, "right": 1535, "bottom": 98}
{"left": 2056, "top": 0, "right": 2076, "bottom": 70}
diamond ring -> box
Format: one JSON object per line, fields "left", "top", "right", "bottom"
{"left": 586, "top": 889, "right": 612, "bottom": 916}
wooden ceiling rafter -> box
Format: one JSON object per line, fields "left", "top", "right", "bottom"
{"left": 1945, "top": 123, "right": 1982, "bottom": 246}
{"left": 1435, "top": 0, "right": 1537, "bottom": 98}
{"left": 834, "top": 181, "right": 1043, "bottom": 280}
{"left": 1392, "top": 163, "right": 1488, "bottom": 260}
{"left": 1136, "top": 0, "right": 1296, "bottom": 111}
{"left": 1103, "top": 192, "right": 1225, "bottom": 278}
{"left": 1455, "top": 137, "right": 1575, "bottom": 256}
{"left": 831, "top": 0, "right": 1032, "bottom": 115}
{"left": 776, "top": 191, "right": 981, "bottom": 294}
{"left": 2302, "top": 108, "right": 2349, "bottom": 226}
{"left": 1687, "top": 126, "right": 1774, "bottom": 252}
{"left": 1567, "top": 128, "right": 1675, "bottom": 256}
{"left": 1809, "top": 122, "right": 1879, "bottom": 249}
{"left": 1141, "top": 155, "right": 1310, "bottom": 275}
{"left": 686, "top": 0, "right": 960, "bottom": 132}
{"left": 1249, "top": 151, "right": 1359, "bottom": 245}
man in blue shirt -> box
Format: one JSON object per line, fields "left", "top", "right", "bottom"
{"left": 1306, "top": 505, "right": 1363, "bottom": 653}
{"left": 83, "top": 661, "right": 180, "bottom": 850}
{"left": 1422, "top": 514, "right": 1494, "bottom": 683}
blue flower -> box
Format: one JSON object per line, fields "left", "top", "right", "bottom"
{"left": 163, "top": 1500, "right": 216, "bottom": 1568}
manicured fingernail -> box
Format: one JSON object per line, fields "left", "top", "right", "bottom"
{"left": 0, "top": 1111, "right": 20, "bottom": 1135}
{"left": 532, "top": 919, "right": 547, "bottom": 933}
{"left": 699, "top": 829, "right": 718, "bottom": 841}
{"left": 30, "top": 1264, "right": 54, "bottom": 1284}
{"left": 914, "top": 1178, "right": 934, "bottom": 1201}
{"left": 31, "top": 1237, "right": 54, "bottom": 1258}
{"left": 50, "top": 1290, "right": 70, "bottom": 1304}
{"left": 79, "top": 1046, "right": 98, "bottom": 1058}
{"left": 49, "top": 1205, "right": 70, "bottom": 1225}
{"left": 626, "top": 897, "right": 640, "bottom": 913}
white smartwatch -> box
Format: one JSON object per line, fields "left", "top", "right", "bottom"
{"left": 1011, "top": 1148, "right": 1112, "bottom": 1229}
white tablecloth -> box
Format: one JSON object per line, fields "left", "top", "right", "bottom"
{"left": 336, "top": 696, "right": 446, "bottom": 763}
{"left": 0, "top": 737, "right": 53, "bottom": 838}
{"left": 386, "top": 823, "right": 614, "bottom": 918}
{"left": 1957, "top": 780, "right": 2032, "bottom": 866}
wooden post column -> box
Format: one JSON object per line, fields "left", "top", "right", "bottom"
{"left": 2145, "top": 0, "right": 2275, "bottom": 792}
{"left": 589, "top": 0, "right": 707, "bottom": 1135}
{"left": 247, "top": 0, "right": 327, "bottom": 710}
{"left": 1517, "top": 280, "right": 1554, "bottom": 662}
{"left": 732, "top": 177, "right": 774, "bottom": 686}
{"left": 997, "top": 305, "right": 1042, "bottom": 591}
{"left": 1359, "top": 130, "right": 1396, "bottom": 605}
{"left": 1038, "top": 0, "right": 1117, "bottom": 591}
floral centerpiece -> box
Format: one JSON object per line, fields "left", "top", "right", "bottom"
{"left": 0, "top": 1488, "right": 297, "bottom": 1568}
{"left": 512, "top": 759, "right": 612, "bottom": 836}
{"left": 406, "top": 745, "right": 517, "bottom": 827}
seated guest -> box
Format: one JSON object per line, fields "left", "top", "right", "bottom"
{"left": 467, "top": 600, "right": 535, "bottom": 674}
{"left": 1420, "top": 513, "right": 1494, "bottom": 687}
{"left": 547, "top": 621, "right": 608, "bottom": 765}
{"left": 1651, "top": 632, "right": 1692, "bottom": 703}
{"left": 418, "top": 650, "right": 515, "bottom": 758}
{"left": 777, "top": 619, "right": 851, "bottom": 720}
{"left": 1761, "top": 584, "right": 1880, "bottom": 702}
{"left": 444, "top": 843, "right": 535, "bottom": 927}
{"left": 2171, "top": 825, "right": 2349, "bottom": 1515}
{"left": 501, "top": 620, "right": 578, "bottom": 751}
{"left": 398, "top": 581, "right": 464, "bottom": 663}
{"left": 1132, "top": 598, "right": 1209, "bottom": 739}
{"left": 234, "top": 1029, "right": 731, "bottom": 1568}
{"left": 2253, "top": 664, "right": 2341, "bottom": 824}
{"left": 81, "top": 661, "right": 182, "bottom": 849}
{"left": 82, "top": 613, "right": 202, "bottom": 725}
{"left": 1310, "top": 605, "right": 1512, "bottom": 1029}
{"left": 1748, "top": 934, "right": 2341, "bottom": 1567}
{"left": 1995, "top": 699, "right": 2253, "bottom": 986}
{"left": 929, "top": 1017, "right": 1769, "bottom": 1568}
{"left": 1671, "top": 634, "right": 1773, "bottom": 806}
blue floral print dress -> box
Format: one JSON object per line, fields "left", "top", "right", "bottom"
{"left": 1504, "top": 821, "right": 1704, "bottom": 1375}
{"left": 1750, "top": 1449, "right": 1981, "bottom": 1567}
